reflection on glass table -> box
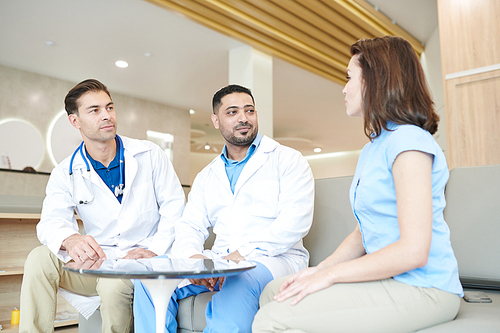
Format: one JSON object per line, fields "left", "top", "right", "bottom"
{"left": 64, "top": 258, "right": 256, "bottom": 333}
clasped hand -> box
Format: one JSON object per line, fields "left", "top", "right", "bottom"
{"left": 188, "top": 250, "right": 245, "bottom": 291}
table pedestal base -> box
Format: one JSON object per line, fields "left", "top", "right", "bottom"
{"left": 140, "top": 278, "right": 182, "bottom": 333}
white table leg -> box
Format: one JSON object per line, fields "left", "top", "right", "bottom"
{"left": 140, "top": 278, "right": 182, "bottom": 333}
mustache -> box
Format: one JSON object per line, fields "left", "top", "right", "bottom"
{"left": 234, "top": 122, "right": 253, "bottom": 130}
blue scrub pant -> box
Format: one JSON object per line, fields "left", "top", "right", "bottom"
{"left": 133, "top": 262, "right": 273, "bottom": 333}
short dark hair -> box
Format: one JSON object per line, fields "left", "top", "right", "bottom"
{"left": 64, "top": 79, "right": 112, "bottom": 115}
{"left": 350, "top": 36, "right": 439, "bottom": 139}
{"left": 212, "top": 84, "right": 255, "bottom": 114}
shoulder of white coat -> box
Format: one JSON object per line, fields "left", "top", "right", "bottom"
{"left": 260, "top": 135, "right": 306, "bottom": 161}
{"left": 200, "top": 154, "right": 223, "bottom": 176}
{"left": 120, "top": 135, "right": 155, "bottom": 155}
{"left": 190, "top": 155, "right": 221, "bottom": 191}
{"left": 57, "top": 153, "right": 73, "bottom": 172}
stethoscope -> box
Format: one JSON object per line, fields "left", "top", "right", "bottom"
{"left": 69, "top": 135, "right": 124, "bottom": 205}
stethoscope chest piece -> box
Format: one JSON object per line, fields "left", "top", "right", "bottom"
{"left": 69, "top": 135, "right": 125, "bottom": 205}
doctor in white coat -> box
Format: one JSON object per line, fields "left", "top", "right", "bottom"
{"left": 19, "top": 79, "right": 185, "bottom": 333}
{"left": 133, "top": 84, "right": 315, "bottom": 333}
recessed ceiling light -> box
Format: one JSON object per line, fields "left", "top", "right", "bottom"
{"left": 144, "top": 52, "right": 152, "bottom": 57}
{"left": 204, "top": 144, "right": 211, "bottom": 150}
{"left": 115, "top": 60, "right": 128, "bottom": 68}
{"left": 46, "top": 40, "right": 55, "bottom": 47}
{"left": 189, "top": 109, "right": 195, "bottom": 115}
{"left": 313, "top": 147, "right": 322, "bottom": 153}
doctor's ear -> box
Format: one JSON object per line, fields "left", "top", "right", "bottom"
{"left": 211, "top": 113, "right": 220, "bottom": 130}
{"left": 68, "top": 114, "right": 81, "bottom": 130}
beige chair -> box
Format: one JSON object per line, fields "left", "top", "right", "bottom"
{"left": 81, "top": 165, "right": 500, "bottom": 332}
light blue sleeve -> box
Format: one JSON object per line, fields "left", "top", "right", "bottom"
{"left": 386, "top": 125, "right": 438, "bottom": 170}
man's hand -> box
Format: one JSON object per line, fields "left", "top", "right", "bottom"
{"left": 190, "top": 254, "right": 209, "bottom": 260}
{"left": 65, "top": 257, "right": 104, "bottom": 270}
{"left": 189, "top": 277, "right": 223, "bottom": 291}
{"left": 188, "top": 254, "right": 222, "bottom": 290}
{"left": 61, "top": 234, "right": 106, "bottom": 262}
{"left": 122, "top": 248, "right": 157, "bottom": 259}
{"left": 223, "top": 250, "right": 245, "bottom": 262}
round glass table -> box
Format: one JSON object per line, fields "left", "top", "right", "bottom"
{"left": 64, "top": 257, "right": 256, "bottom": 332}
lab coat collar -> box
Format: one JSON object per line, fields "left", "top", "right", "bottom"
{"left": 208, "top": 135, "right": 279, "bottom": 195}
{"left": 234, "top": 136, "right": 277, "bottom": 194}
{"left": 70, "top": 136, "right": 151, "bottom": 199}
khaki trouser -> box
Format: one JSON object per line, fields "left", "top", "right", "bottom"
{"left": 19, "top": 245, "right": 134, "bottom": 333}
{"left": 253, "top": 276, "right": 460, "bottom": 333}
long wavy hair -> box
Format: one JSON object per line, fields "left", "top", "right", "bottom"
{"left": 350, "top": 36, "right": 439, "bottom": 139}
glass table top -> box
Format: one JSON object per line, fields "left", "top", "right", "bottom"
{"left": 64, "top": 257, "right": 256, "bottom": 279}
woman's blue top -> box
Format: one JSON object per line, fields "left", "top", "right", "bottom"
{"left": 349, "top": 122, "right": 463, "bottom": 296}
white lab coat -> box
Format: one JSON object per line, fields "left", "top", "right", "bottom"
{"left": 171, "top": 135, "right": 314, "bottom": 278}
{"left": 37, "top": 136, "right": 185, "bottom": 317}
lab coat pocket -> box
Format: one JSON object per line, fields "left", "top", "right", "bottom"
{"left": 129, "top": 181, "right": 157, "bottom": 214}
{"left": 252, "top": 180, "right": 279, "bottom": 218}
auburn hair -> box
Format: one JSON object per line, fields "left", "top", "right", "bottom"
{"left": 350, "top": 36, "right": 439, "bottom": 139}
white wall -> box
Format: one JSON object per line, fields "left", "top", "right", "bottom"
{"left": 421, "top": 26, "right": 447, "bottom": 154}
{"left": 0, "top": 65, "right": 191, "bottom": 185}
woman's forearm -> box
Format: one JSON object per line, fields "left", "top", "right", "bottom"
{"left": 317, "top": 225, "right": 366, "bottom": 270}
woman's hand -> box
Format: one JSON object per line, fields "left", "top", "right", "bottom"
{"left": 275, "top": 266, "right": 335, "bottom": 305}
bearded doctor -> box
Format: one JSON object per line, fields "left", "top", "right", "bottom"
{"left": 133, "top": 84, "right": 315, "bottom": 333}
{"left": 19, "top": 79, "right": 185, "bottom": 333}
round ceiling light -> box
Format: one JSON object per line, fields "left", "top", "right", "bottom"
{"left": 115, "top": 60, "right": 129, "bottom": 68}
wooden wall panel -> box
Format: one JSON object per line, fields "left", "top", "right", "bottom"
{"left": 0, "top": 217, "right": 41, "bottom": 269}
{"left": 0, "top": 214, "right": 80, "bottom": 328}
{"left": 445, "top": 71, "right": 500, "bottom": 168}
{"left": 438, "top": 0, "right": 500, "bottom": 75}
{"left": 438, "top": 0, "right": 500, "bottom": 168}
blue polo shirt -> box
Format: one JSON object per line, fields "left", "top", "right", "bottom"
{"left": 350, "top": 122, "right": 463, "bottom": 296}
{"left": 86, "top": 137, "right": 124, "bottom": 203}
{"left": 220, "top": 132, "right": 262, "bottom": 193}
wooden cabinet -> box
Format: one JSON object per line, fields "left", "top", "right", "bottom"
{"left": 0, "top": 213, "right": 78, "bottom": 332}
{"left": 438, "top": 0, "right": 500, "bottom": 169}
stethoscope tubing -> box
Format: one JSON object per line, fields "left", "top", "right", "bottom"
{"left": 69, "top": 135, "right": 124, "bottom": 204}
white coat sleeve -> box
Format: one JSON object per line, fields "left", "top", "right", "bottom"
{"left": 171, "top": 170, "right": 212, "bottom": 258}
{"left": 37, "top": 166, "right": 81, "bottom": 262}
{"left": 237, "top": 150, "right": 315, "bottom": 258}
{"left": 147, "top": 145, "right": 186, "bottom": 256}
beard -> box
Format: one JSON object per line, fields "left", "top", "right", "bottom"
{"left": 222, "top": 122, "right": 258, "bottom": 146}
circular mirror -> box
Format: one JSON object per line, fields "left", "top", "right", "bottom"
{"left": 48, "top": 110, "right": 83, "bottom": 166}
{"left": 0, "top": 119, "right": 45, "bottom": 170}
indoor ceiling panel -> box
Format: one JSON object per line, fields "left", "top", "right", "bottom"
{"left": 146, "top": 0, "right": 424, "bottom": 85}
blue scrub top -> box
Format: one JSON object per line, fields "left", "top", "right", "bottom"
{"left": 86, "top": 137, "right": 124, "bottom": 203}
{"left": 220, "top": 132, "right": 262, "bottom": 194}
{"left": 350, "top": 122, "right": 463, "bottom": 296}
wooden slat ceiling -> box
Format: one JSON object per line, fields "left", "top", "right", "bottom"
{"left": 145, "top": 0, "right": 424, "bottom": 85}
